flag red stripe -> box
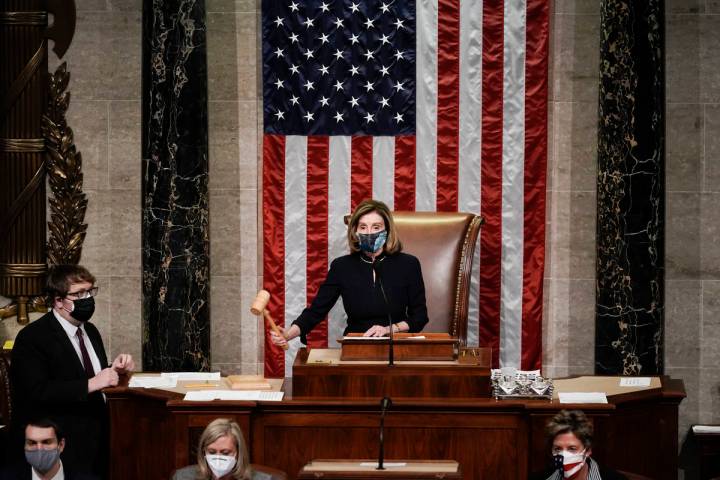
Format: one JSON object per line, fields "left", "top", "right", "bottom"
{"left": 521, "top": 0, "right": 550, "bottom": 370}
{"left": 306, "top": 136, "right": 330, "bottom": 348}
{"left": 351, "top": 136, "right": 373, "bottom": 210}
{"left": 262, "top": 134, "right": 286, "bottom": 378}
{"left": 436, "top": 0, "right": 460, "bottom": 212}
{"left": 394, "top": 135, "right": 417, "bottom": 211}
{"left": 479, "top": 0, "right": 504, "bottom": 368}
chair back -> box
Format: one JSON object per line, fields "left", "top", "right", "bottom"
{"left": 251, "top": 463, "right": 288, "bottom": 480}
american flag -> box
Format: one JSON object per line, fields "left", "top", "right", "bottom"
{"left": 262, "top": 0, "right": 549, "bottom": 378}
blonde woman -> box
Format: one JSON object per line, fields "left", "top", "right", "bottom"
{"left": 171, "top": 418, "right": 271, "bottom": 480}
{"left": 271, "top": 199, "right": 428, "bottom": 347}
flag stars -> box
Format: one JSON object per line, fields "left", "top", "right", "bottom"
{"left": 394, "top": 112, "right": 404, "bottom": 123}
{"left": 319, "top": 1, "right": 330, "bottom": 12}
{"left": 348, "top": 96, "right": 360, "bottom": 108}
{"left": 274, "top": 109, "right": 285, "bottom": 120}
{"left": 349, "top": 33, "right": 360, "bottom": 45}
{"left": 303, "top": 110, "right": 315, "bottom": 122}
{"left": 333, "top": 80, "right": 344, "bottom": 91}
{"left": 364, "top": 112, "right": 375, "bottom": 123}
{"left": 363, "top": 16, "right": 375, "bottom": 29}
{"left": 302, "top": 17, "right": 315, "bottom": 28}
{"left": 334, "top": 111, "right": 344, "bottom": 123}
{"left": 318, "top": 33, "right": 330, "bottom": 45}
{"left": 393, "top": 80, "right": 405, "bottom": 92}
{"left": 303, "top": 79, "right": 315, "bottom": 91}
{"left": 379, "top": 97, "right": 390, "bottom": 108}
{"left": 349, "top": 65, "right": 360, "bottom": 76}
{"left": 349, "top": 2, "right": 360, "bottom": 13}
{"left": 303, "top": 48, "right": 315, "bottom": 60}
{"left": 379, "top": 33, "right": 391, "bottom": 46}
{"left": 274, "top": 78, "right": 284, "bottom": 89}
{"left": 394, "top": 18, "right": 405, "bottom": 30}
{"left": 289, "top": 1, "right": 299, "bottom": 12}
{"left": 333, "top": 17, "right": 344, "bottom": 29}
{"left": 274, "top": 47, "right": 284, "bottom": 58}
{"left": 289, "top": 95, "right": 300, "bottom": 106}
{"left": 289, "top": 64, "right": 300, "bottom": 75}
{"left": 379, "top": 64, "right": 390, "bottom": 76}
{"left": 289, "top": 32, "right": 299, "bottom": 44}
{"left": 394, "top": 49, "right": 405, "bottom": 61}
{"left": 318, "top": 64, "right": 330, "bottom": 75}
{"left": 319, "top": 96, "right": 330, "bottom": 107}
{"left": 380, "top": 2, "right": 391, "bottom": 13}
{"left": 333, "top": 49, "right": 344, "bottom": 61}
{"left": 363, "top": 80, "right": 374, "bottom": 92}
{"left": 363, "top": 49, "right": 375, "bottom": 61}
{"left": 273, "top": 16, "right": 284, "bottom": 27}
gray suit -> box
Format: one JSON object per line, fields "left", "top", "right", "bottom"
{"left": 171, "top": 465, "right": 273, "bottom": 480}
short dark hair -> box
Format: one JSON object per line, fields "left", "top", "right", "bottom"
{"left": 546, "top": 410, "right": 593, "bottom": 449}
{"left": 46, "top": 264, "right": 96, "bottom": 300}
{"left": 26, "top": 418, "right": 64, "bottom": 441}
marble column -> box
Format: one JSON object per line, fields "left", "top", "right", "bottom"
{"left": 595, "top": 0, "right": 664, "bottom": 374}
{"left": 141, "top": 0, "right": 210, "bottom": 371}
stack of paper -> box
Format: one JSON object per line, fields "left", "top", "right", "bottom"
{"left": 160, "top": 372, "right": 221, "bottom": 381}
{"left": 183, "top": 390, "right": 284, "bottom": 402}
{"left": 558, "top": 392, "right": 608, "bottom": 404}
{"left": 129, "top": 376, "right": 178, "bottom": 389}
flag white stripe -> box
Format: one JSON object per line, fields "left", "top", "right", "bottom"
{"left": 284, "top": 135, "right": 308, "bottom": 376}
{"left": 459, "top": 0, "right": 484, "bottom": 346}
{"left": 328, "top": 136, "right": 352, "bottom": 343}
{"left": 415, "top": 0, "right": 438, "bottom": 211}
{"left": 500, "top": 0, "right": 526, "bottom": 367}
{"left": 373, "top": 136, "right": 395, "bottom": 209}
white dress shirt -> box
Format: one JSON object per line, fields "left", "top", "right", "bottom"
{"left": 31, "top": 460, "right": 64, "bottom": 480}
{"left": 53, "top": 308, "right": 102, "bottom": 375}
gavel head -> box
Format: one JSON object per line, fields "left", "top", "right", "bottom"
{"left": 250, "top": 290, "right": 271, "bottom": 315}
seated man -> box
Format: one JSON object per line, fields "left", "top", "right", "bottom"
{"left": 0, "top": 418, "right": 98, "bottom": 480}
{"left": 10, "top": 265, "right": 135, "bottom": 476}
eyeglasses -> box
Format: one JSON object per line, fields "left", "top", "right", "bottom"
{"left": 65, "top": 287, "right": 99, "bottom": 300}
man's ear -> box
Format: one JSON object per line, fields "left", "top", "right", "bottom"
{"left": 58, "top": 438, "right": 65, "bottom": 454}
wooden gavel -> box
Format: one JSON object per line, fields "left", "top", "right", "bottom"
{"left": 250, "top": 290, "right": 288, "bottom": 350}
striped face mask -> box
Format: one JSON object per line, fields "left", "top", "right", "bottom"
{"left": 553, "top": 450, "right": 586, "bottom": 478}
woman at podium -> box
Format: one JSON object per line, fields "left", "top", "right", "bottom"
{"left": 271, "top": 199, "right": 428, "bottom": 347}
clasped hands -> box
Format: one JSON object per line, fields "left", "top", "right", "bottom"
{"left": 270, "top": 323, "right": 395, "bottom": 348}
{"left": 88, "top": 353, "right": 136, "bottom": 393}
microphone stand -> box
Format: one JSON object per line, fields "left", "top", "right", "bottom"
{"left": 373, "top": 260, "right": 394, "bottom": 367}
{"left": 377, "top": 396, "right": 392, "bottom": 470}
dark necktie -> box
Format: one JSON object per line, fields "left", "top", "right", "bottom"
{"left": 76, "top": 327, "right": 95, "bottom": 378}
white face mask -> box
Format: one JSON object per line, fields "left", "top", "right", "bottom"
{"left": 555, "top": 450, "right": 586, "bottom": 478}
{"left": 205, "top": 454, "right": 237, "bottom": 478}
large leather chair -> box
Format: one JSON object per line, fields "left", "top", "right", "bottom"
{"left": 347, "top": 211, "right": 483, "bottom": 344}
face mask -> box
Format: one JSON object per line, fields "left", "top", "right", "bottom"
{"left": 357, "top": 230, "right": 388, "bottom": 253}
{"left": 25, "top": 448, "right": 61, "bottom": 474}
{"left": 205, "top": 454, "right": 237, "bottom": 478}
{"left": 69, "top": 297, "right": 95, "bottom": 323}
{"left": 553, "top": 450, "right": 586, "bottom": 478}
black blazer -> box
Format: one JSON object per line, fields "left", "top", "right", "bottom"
{"left": 0, "top": 462, "right": 100, "bottom": 480}
{"left": 9, "top": 311, "right": 110, "bottom": 476}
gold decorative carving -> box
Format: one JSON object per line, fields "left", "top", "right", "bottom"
{"left": 43, "top": 62, "right": 88, "bottom": 266}
{"left": 0, "top": 138, "right": 45, "bottom": 152}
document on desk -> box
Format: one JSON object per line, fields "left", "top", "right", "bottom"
{"left": 161, "top": 371, "right": 221, "bottom": 381}
{"left": 184, "top": 390, "right": 284, "bottom": 401}
{"left": 558, "top": 392, "right": 608, "bottom": 404}
{"left": 692, "top": 425, "right": 720, "bottom": 434}
{"left": 129, "top": 376, "right": 178, "bottom": 389}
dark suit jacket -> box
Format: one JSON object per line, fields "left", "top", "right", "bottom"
{"left": 0, "top": 462, "right": 100, "bottom": 480}
{"left": 9, "top": 311, "right": 109, "bottom": 477}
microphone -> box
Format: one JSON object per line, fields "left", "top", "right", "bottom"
{"left": 372, "top": 260, "right": 394, "bottom": 367}
{"left": 377, "top": 396, "right": 392, "bottom": 470}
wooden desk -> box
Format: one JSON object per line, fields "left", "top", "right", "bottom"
{"left": 106, "top": 375, "right": 685, "bottom": 480}
{"left": 297, "top": 459, "right": 462, "bottom": 479}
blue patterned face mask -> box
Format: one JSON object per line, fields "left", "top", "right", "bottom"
{"left": 357, "top": 230, "right": 388, "bottom": 253}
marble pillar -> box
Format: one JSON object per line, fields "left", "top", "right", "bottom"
{"left": 141, "top": 0, "right": 210, "bottom": 371}
{"left": 595, "top": 0, "right": 665, "bottom": 374}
